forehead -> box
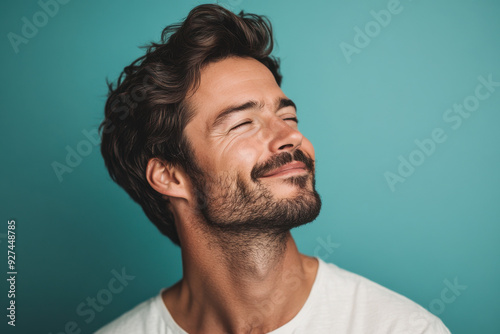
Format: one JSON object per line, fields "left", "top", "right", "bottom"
{"left": 185, "top": 56, "right": 285, "bottom": 133}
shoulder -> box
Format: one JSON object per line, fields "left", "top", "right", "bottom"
{"left": 315, "top": 259, "right": 451, "bottom": 333}
{"left": 95, "top": 293, "right": 165, "bottom": 334}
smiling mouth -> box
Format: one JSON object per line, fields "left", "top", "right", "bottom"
{"left": 260, "top": 161, "right": 308, "bottom": 178}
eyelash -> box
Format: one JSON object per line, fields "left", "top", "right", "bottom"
{"left": 231, "top": 117, "right": 299, "bottom": 130}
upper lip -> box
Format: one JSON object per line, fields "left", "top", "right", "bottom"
{"left": 261, "top": 161, "right": 307, "bottom": 177}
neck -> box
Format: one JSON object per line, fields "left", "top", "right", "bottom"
{"left": 208, "top": 228, "right": 290, "bottom": 277}
{"left": 163, "top": 208, "right": 319, "bottom": 334}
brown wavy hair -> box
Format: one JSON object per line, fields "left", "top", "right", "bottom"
{"left": 99, "top": 4, "right": 282, "bottom": 246}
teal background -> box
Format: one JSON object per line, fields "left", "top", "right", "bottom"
{"left": 1, "top": 0, "right": 499, "bottom": 333}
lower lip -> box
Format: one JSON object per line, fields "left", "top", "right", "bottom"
{"left": 261, "top": 168, "right": 308, "bottom": 178}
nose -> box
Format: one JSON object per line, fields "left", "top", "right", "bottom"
{"left": 266, "top": 116, "right": 303, "bottom": 154}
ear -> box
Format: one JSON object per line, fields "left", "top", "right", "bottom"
{"left": 146, "top": 158, "right": 190, "bottom": 201}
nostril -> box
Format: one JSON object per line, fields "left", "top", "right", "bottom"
{"left": 278, "top": 143, "right": 294, "bottom": 150}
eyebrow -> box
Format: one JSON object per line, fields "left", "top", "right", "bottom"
{"left": 210, "top": 97, "right": 297, "bottom": 131}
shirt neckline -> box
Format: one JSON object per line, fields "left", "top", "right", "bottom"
{"left": 267, "top": 257, "right": 324, "bottom": 333}
{"left": 155, "top": 257, "right": 325, "bottom": 333}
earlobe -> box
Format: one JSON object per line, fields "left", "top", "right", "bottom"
{"left": 146, "top": 158, "right": 189, "bottom": 200}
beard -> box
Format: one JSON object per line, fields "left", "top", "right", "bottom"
{"left": 186, "top": 148, "right": 322, "bottom": 238}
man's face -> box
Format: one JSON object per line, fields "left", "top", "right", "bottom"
{"left": 182, "top": 56, "right": 321, "bottom": 235}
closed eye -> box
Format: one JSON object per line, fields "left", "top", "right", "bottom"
{"left": 230, "top": 117, "right": 298, "bottom": 131}
{"left": 230, "top": 120, "right": 252, "bottom": 130}
{"left": 284, "top": 117, "right": 299, "bottom": 124}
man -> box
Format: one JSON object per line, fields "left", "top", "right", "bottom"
{"left": 96, "top": 4, "right": 450, "bottom": 334}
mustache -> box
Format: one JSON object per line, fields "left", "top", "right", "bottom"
{"left": 251, "top": 149, "right": 315, "bottom": 181}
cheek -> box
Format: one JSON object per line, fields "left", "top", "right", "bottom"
{"left": 218, "top": 141, "right": 260, "bottom": 174}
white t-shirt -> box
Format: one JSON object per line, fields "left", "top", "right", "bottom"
{"left": 95, "top": 258, "right": 450, "bottom": 333}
